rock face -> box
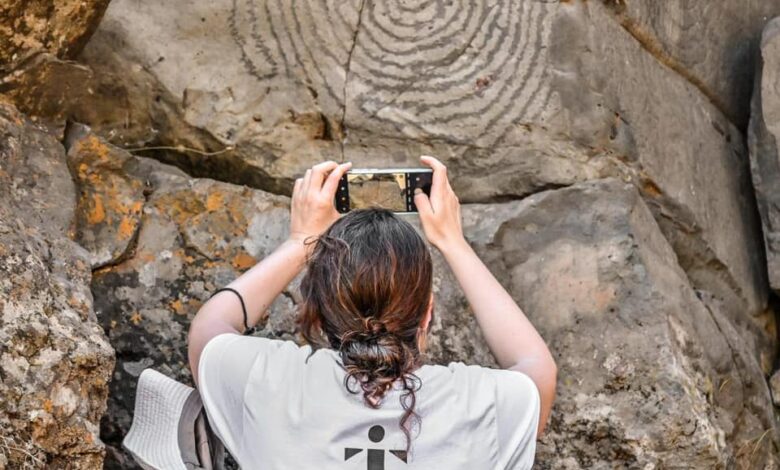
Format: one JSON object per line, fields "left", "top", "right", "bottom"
{"left": 462, "top": 181, "right": 775, "bottom": 468}
{"left": 0, "top": 103, "right": 114, "bottom": 468}
{"left": 68, "top": 0, "right": 769, "bottom": 333}
{"left": 65, "top": 128, "right": 297, "bottom": 467}
{"left": 65, "top": 129, "right": 778, "bottom": 468}
{"left": 0, "top": 0, "right": 111, "bottom": 69}
{"left": 607, "top": 1, "right": 780, "bottom": 129}
{"left": 749, "top": 18, "right": 780, "bottom": 295}
{"left": 1, "top": 1, "right": 780, "bottom": 469}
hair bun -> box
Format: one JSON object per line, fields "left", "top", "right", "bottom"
{"left": 362, "top": 315, "right": 388, "bottom": 337}
{"left": 337, "top": 315, "right": 392, "bottom": 347}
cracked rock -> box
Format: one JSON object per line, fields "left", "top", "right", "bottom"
{"left": 749, "top": 17, "right": 780, "bottom": 295}
{"left": 0, "top": 102, "right": 114, "bottom": 469}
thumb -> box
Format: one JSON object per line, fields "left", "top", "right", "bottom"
{"left": 414, "top": 187, "right": 433, "bottom": 219}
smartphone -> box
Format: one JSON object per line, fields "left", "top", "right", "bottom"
{"left": 335, "top": 168, "right": 433, "bottom": 214}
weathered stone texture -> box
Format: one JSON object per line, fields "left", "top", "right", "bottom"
{"left": 65, "top": 128, "right": 296, "bottom": 467}
{"left": 1, "top": 1, "right": 779, "bottom": 469}
{"left": 0, "top": 0, "right": 111, "bottom": 69}
{"left": 608, "top": 1, "right": 780, "bottom": 129}
{"left": 65, "top": 128, "right": 778, "bottom": 468}
{"left": 462, "top": 180, "right": 776, "bottom": 468}
{"left": 62, "top": 0, "right": 768, "bottom": 335}
{"left": 547, "top": 1, "right": 769, "bottom": 335}
{"left": 0, "top": 103, "right": 114, "bottom": 469}
{"left": 749, "top": 17, "right": 780, "bottom": 295}
{"left": 64, "top": 127, "right": 147, "bottom": 268}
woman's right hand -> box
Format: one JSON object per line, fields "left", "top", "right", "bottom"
{"left": 414, "top": 155, "right": 466, "bottom": 252}
{"left": 289, "top": 160, "right": 352, "bottom": 253}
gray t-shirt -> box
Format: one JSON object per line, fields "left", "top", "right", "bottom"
{"left": 197, "top": 333, "right": 540, "bottom": 469}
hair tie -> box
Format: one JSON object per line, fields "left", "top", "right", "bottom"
{"left": 362, "top": 316, "right": 388, "bottom": 337}
{"left": 209, "top": 287, "right": 253, "bottom": 335}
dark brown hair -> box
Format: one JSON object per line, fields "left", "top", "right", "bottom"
{"left": 296, "top": 208, "right": 434, "bottom": 455}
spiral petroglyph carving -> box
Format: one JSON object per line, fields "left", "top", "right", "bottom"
{"left": 229, "top": 0, "right": 554, "bottom": 147}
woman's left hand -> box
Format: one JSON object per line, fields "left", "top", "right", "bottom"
{"left": 289, "top": 160, "right": 352, "bottom": 248}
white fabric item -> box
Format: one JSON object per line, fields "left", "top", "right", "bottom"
{"left": 122, "top": 368, "right": 193, "bottom": 470}
{"left": 197, "top": 332, "right": 540, "bottom": 469}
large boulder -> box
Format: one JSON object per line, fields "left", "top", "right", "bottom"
{"left": 0, "top": 52, "right": 169, "bottom": 145}
{"left": 0, "top": 0, "right": 111, "bottom": 69}
{"left": 66, "top": 0, "right": 768, "bottom": 341}
{"left": 604, "top": 1, "right": 780, "bottom": 129}
{"left": 460, "top": 180, "right": 776, "bottom": 468}
{"left": 0, "top": 102, "right": 114, "bottom": 468}
{"left": 0, "top": 36, "right": 199, "bottom": 147}
{"left": 65, "top": 127, "right": 297, "bottom": 467}
{"left": 749, "top": 17, "right": 780, "bottom": 295}
{"left": 67, "top": 129, "right": 777, "bottom": 467}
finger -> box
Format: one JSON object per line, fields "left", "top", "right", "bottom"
{"left": 420, "top": 155, "right": 447, "bottom": 176}
{"left": 310, "top": 160, "right": 339, "bottom": 189}
{"left": 445, "top": 177, "right": 454, "bottom": 197}
{"left": 419, "top": 155, "right": 448, "bottom": 201}
{"left": 419, "top": 155, "right": 441, "bottom": 168}
{"left": 414, "top": 187, "right": 433, "bottom": 219}
{"left": 322, "top": 161, "right": 352, "bottom": 198}
{"left": 302, "top": 168, "right": 313, "bottom": 195}
{"left": 293, "top": 177, "right": 303, "bottom": 200}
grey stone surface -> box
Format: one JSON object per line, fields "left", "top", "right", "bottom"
{"left": 0, "top": 103, "right": 115, "bottom": 469}
{"left": 749, "top": 17, "right": 780, "bottom": 295}
{"left": 66, "top": 130, "right": 295, "bottom": 467}
{"left": 612, "top": 1, "right": 780, "bottom": 129}
{"left": 548, "top": 2, "right": 769, "bottom": 329}
{"left": 66, "top": 128, "right": 778, "bottom": 467}
{"left": 459, "top": 179, "right": 776, "bottom": 468}
{"left": 0, "top": 51, "right": 181, "bottom": 146}
{"left": 771, "top": 369, "right": 780, "bottom": 406}
{"left": 71, "top": 0, "right": 767, "bottom": 333}
{"left": 1, "top": 1, "right": 778, "bottom": 468}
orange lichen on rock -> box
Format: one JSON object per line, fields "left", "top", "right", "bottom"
{"left": 153, "top": 191, "right": 207, "bottom": 227}
{"left": 129, "top": 311, "right": 143, "bottom": 325}
{"left": 169, "top": 298, "right": 186, "bottom": 315}
{"left": 70, "top": 132, "right": 146, "bottom": 267}
{"left": 76, "top": 135, "right": 112, "bottom": 161}
{"left": 226, "top": 195, "right": 248, "bottom": 227}
{"left": 232, "top": 251, "right": 256, "bottom": 270}
{"left": 87, "top": 193, "right": 106, "bottom": 224}
{"left": 206, "top": 191, "right": 224, "bottom": 211}
{"left": 117, "top": 215, "right": 136, "bottom": 240}
{"left": 138, "top": 250, "right": 156, "bottom": 263}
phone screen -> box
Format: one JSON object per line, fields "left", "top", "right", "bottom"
{"left": 335, "top": 169, "right": 433, "bottom": 213}
{"left": 347, "top": 173, "right": 407, "bottom": 211}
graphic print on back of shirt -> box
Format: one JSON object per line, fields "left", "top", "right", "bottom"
{"left": 344, "top": 425, "right": 408, "bottom": 469}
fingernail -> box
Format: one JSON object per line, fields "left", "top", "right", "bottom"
{"left": 414, "top": 188, "right": 422, "bottom": 195}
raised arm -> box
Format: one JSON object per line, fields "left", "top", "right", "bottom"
{"left": 413, "top": 155, "right": 557, "bottom": 437}
{"left": 187, "top": 160, "right": 352, "bottom": 387}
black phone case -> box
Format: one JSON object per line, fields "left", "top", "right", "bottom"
{"left": 335, "top": 171, "right": 433, "bottom": 213}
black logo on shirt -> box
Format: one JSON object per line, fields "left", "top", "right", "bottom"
{"left": 344, "top": 425, "right": 407, "bottom": 469}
